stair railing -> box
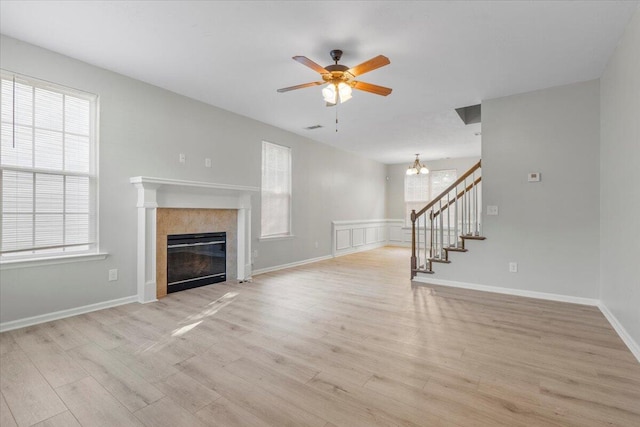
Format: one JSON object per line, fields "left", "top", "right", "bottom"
{"left": 411, "top": 160, "right": 482, "bottom": 278}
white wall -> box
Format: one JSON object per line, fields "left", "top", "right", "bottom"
{"left": 385, "top": 156, "right": 481, "bottom": 219}
{"left": 432, "top": 80, "right": 601, "bottom": 299}
{"left": 0, "top": 35, "right": 386, "bottom": 324}
{"left": 599, "top": 8, "right": 640, "bottom": 347}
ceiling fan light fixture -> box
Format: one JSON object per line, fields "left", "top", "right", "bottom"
{"left": 337, "top": 82, "right": 352, "bottom": 103}
{"left": 322, "top": 84, "right": 337, "bottom": 104}
{"left": 322, "top": 82, "right": 352, "bottom": 105}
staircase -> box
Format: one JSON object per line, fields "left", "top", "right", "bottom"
{"left": 411, "top": 160, "right": 485, "bottom": 278}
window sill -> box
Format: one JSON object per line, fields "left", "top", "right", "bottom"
{"left": 259, "top": 234, "right": 296, "bottom": 242}
{"left": 0, "top": 252, "right": 109, "bottom": 270}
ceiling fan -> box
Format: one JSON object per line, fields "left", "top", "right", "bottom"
{"left": 277, "top": 49, "right": 392, "bottom": 106}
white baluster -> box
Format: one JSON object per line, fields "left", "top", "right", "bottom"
{"left": 438, "top": 200, "right": 443, "bottom": 258}
{"left": 454, "top": 185, "right": 459, "bottom": 247}
{"left": 447, "top": 193, "right": 451, "bottom": 248}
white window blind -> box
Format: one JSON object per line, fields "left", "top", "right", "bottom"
{"left": 261, "top": 141, "right": 291, "bottom": 238}
{"left": 404, "top": 169, "right": 457, "bottom": 225}
{"left": 0, "top": 71, "right": 98, "bottom": 259}
{"left": 429, "top": 169, "right": 457, "bottom": 200}
{"left": 404, "top": 174, "right": 429, "bottom": 226}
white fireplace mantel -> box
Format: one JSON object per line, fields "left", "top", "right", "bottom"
{"left": 130, "top": 176, "right": 259, "bottom": 303}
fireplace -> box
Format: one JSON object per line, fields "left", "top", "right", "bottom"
{"left": 131, "top": 176, "right": 258, "bottom": 302}
{"left": 166, "top": 232, "right": 226, "bottom": 293}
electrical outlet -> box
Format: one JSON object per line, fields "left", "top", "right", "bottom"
{"left": 253, "top": 249, "right": 258, "bottom": 259}
{"left": 487, "top": 205, "right": 499, "bottom": 216}
{"left": 108, "top": 269, "right": 118, "bottom": 281}
{"left": 205, "top": 158, "right": 212, "bottom": 168}
{"left": 314, "top": 241, "right": 319, "bottom": 249}
{"left": 509, "top": 262, "right": 518, "bottom": 273}
{"left": 179, "top": 153, "right": 186, "bottom": 164}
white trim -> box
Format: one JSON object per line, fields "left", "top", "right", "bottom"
{"left": 252, "top": 255, "right": 333, "bottom": 276}
{"left": 332, "top": 219, "right": 404, "bottom": 226}
{"left": 0, "top": 252, "right": 108, "bottom": 270}
{"left": 0, "top": 295, "right": 140, "bottom": 333}
{"left": 259, "top": 234, "right": 296, "bottom": 242}
{"left": 129, "top": 176, "right": 260, "bottom": 193}
{"left": 598, "top": 303, "right": 640, "bottom": 363}
{"left": 412, "top": 276, "right": 600, "bottom": 306}
{"left": 331, "top": 219, "right": 404, "bottom": 257}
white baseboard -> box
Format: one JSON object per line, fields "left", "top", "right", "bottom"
{"left": 0, "top": 295, "right": 139, "bottom": 333}
{"left": 412, "top": 276, "right": 600, "bottom": 306}
{"left": 252, "top": 255, "right": 333, "bottom": 276}
{"left": 598, "top": 303, "right": 640, "bottom": 363}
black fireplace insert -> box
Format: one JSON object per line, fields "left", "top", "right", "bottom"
{"left": 167, "top": 232, "right": 226, "bottom": 293}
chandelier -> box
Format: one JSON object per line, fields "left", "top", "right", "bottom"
{"left": 406, "top": 154, "right": 429, "bottom": 175}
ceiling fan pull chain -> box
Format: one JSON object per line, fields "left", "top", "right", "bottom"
{"left": 335, "top": 103, "right": 339, "bottom": 132}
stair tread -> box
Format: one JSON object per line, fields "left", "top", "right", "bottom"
{"left": 444, "top": 247, "right": 468, "bottom": 252}
{"left": 429, "top": 258, "right": 451, "bottom": 264}
{"left": 412, "top": 268, "right": 434, "bottom": 274}
{"left": 460, "top": 235, "right": 486, "bottom": 240}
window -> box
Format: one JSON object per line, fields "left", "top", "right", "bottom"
{"left": 404, "top": 169, "right": 457, "bottom": 225}
{"left": 429, "top": 169, "right": 458, "bottom": 201}
{"left": 404, "top": 173, "right": 429, "bottom": 226}
{"left": 1, "top": 71, "right": 98, "bottom": 260}
{"left": 261, "top": 141, "right": 291, "bottom": 238}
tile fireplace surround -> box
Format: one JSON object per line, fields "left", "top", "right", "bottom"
{"left": 130, "top": 177, "right": 259, "bottom": 303}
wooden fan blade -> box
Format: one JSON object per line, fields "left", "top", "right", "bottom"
{"left": 347, "top": 55, "right": 390, "bottom": 77}
{"left": 277, "top": 81, "right": 325, "bottom": 93}
{"left": 292, "top": 56, "right": 330, "bottom": 74}
{"left": 353, "top": 81, "right": 393, "bottom": 96}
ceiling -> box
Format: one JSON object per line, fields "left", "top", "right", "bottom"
{"left": 0, "top": 1, "right": 637, "bottom": 164}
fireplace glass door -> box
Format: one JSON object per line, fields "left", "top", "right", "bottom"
{"left": 166, "top": 232, "right": 226, "bottom": 293}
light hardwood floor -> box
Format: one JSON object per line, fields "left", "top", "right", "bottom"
{"left": 1, "top": 247, "right": 639, "bottom": 426}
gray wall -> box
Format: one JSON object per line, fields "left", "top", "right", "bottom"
{"left": 600, "top": 8, "right": 640, "bottom": 346}
{"left": 433, "top": 80, "right": 601, "bottom": 299}
{"left": 0, "top": 35, "right": 386, "bottom": 323}
{"left": 385, "top": 157, "right": 481, "bottom": 219}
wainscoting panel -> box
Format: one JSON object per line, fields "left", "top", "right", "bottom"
{"left": 332, "top": 219, "right": 405, "bottom": 257}
{"left": 389, "top": 224, "right": 412, "bottom": 247}
{"left": 352, "top": 228, "right": 365, "bottom": 247}
{"left": 335, "top": 229, "right": 351, "bottom": 250}
{"left": 365, "top": 227, "right": 377, "bottom": 244}
{"left": 377, "top": 226, "right": 388, "bottom": 242}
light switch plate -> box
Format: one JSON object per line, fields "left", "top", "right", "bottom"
{"left": 528, "top": 172, "right": 541, "bottom": 182}
{"left": 487, "top": 205, "right": 499, "bottom": 216}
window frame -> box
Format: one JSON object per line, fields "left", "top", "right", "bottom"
{"left": 260, "top": 140, "right": 292, "bottom": 239}
{"left": 0, "top": 70, "right": 100, "bottom": 263}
